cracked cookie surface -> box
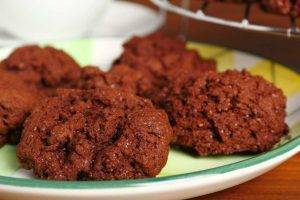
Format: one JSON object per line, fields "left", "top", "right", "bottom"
{"left": 1, "top": 45, "right": 81, "bottom": 92}
{"left": 114, "top": 32, "right": 216, "bottom": 104}
{"left": 0, "top": 70, "right": 39, "bottom": 147}
{"left": 161, "top": 70, "right": 287, "bottom": 155}
{"left": 17, "top": 88, "right": 173, "bottom": 180}
{"left": 0, "top": 45, "right": 81, "bottom": 146}
{"left": 75, "top": 65, "right": 152, "bottom": 96}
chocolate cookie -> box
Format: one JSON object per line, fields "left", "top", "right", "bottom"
{"left": 0, "top": 45, "right": 81, "bottom": 146}
{"left": 76, "top": 65, "right": 152, "bottom": 96}
{"left": 1, "top": 45, "right": 81, "bottom": 91}
{"left": 0, "top": 70, "right": 39, "bottom": 147}
{"left": 107, "top": 64, "right": 153, "bottom": 95}
{"left": 114, "top": 32, "right": 216, "bottom": 104}
{"left": 121, "top": 31, "right": 186, "bottom": 57}
{"left": 75, "top": 66, "right": 107, "bottom": 89}
{"left": 116, "top": 32, "right": 216, "bottom": 74}
{"left": 17, "top": 88, "right": 173, "bottom": 180}
{"left": 162, "top": 70, "right": 287, "bottom": 155}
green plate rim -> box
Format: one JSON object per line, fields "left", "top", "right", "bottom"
{"left": 0, "top": 136, "right": 298, "bottom": 189}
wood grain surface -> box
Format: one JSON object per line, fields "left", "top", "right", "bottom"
{"left": 192, "top": 153, "right": 300, "bottom": 200}
{"left": 128, "top": 1, "right": 300, "bottom": 199}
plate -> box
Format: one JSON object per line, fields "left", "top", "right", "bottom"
{"left": 0, "top": 38, "right": 299, "bottom": 200}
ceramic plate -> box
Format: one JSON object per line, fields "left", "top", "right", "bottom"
{"left": 0, "top": 38, "right": 299, "bottom": 200}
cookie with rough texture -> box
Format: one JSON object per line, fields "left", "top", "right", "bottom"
{"left": 162, "top": 70, "right": 287, "bottom": 155}
{"left": 114, "top": 32, "right": 216, "bottom": 104}
{"left": 75, "top": 66, "right": 107, "bottom": 89}
{"left": 0, "top": 70, "right": 39, "bottom": 147}
{"left": 116, "top": 32, "right": 216, "bottom": 75}
{"left": 0, "top": 45, "right": 81, "bottom": 147}
{"left": 76, "top": 65, "right": 152, "bottom": 96}
{"left": 107, "top": 64, "right": 153, "bottom": 95}
{"left": 1, "top": 45, "right": 81, "bottom": 91}
{"left": 121, "top": 31, "right": 186, "bottom": 57}
{"left": 17, "top": 88, "right": 173, "bottom": 180}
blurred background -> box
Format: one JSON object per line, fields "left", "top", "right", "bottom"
{"left": 0, "top": 0, "right": 298, "bottom": 70}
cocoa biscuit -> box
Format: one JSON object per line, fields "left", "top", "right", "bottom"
{"left": 121, "top": 31, "right": 186, "bottom": 58}
{"left": 107, "top": 64, "right": 153, "bottom": 95}
{"left": 116, "top": 32, "right": 216, "bottom": 77}
{"left": 75, "top": 66, "right": 107, "bottom": 90}
{"left": 76, "top": 65, "right": 153, "bottom": 95}
{"left": 114, "top": 33, "right": 216, "bottom": 104}
{"left": 1, "top": 45, "right": 81, "bottom": 90}
{"left": 162, "top": 70, "right": 287, "bottom": 155}
{"left": 0, "top": 70, "right": 39, "bottom": 147}
{"left": 0, "top": 45, "right": 82, "bottom": 146}
{"left": 17, "top": 88, "right": 173, "bottom": 180}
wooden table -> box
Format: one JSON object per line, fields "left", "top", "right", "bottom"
{"left": 193, "top": 153, "right": 300, "bottom": 200}
{"left": 128, "top": 0, "right": 300, "bottom": 199}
